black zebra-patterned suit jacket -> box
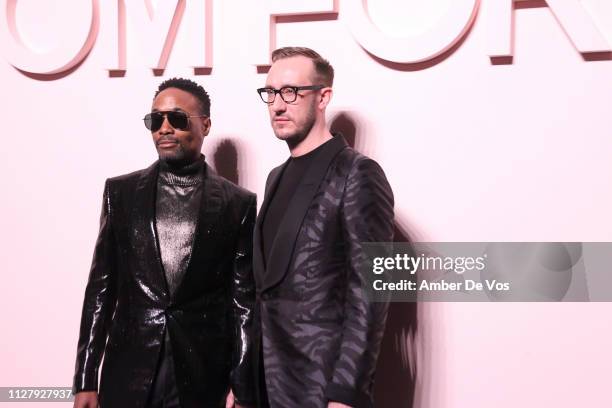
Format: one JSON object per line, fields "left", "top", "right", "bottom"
{"left": 253, "top": 134, "right": 394, "bottom": 408}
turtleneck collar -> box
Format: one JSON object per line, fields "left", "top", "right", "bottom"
{"left": 158, "top": 154, "right": 205, "bottom": 186}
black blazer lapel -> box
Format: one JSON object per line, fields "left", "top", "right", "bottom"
{"left": 130, "top": 161, "right": 170, "bottom": 303}
{"left": 262, "top": 135, "right": 348, "bottom": 291}
{"left": 253, "top": 161, "right": 288, "bottom": 292}
{"left": 171, "top": 164, "right": 224, "bottom": 302}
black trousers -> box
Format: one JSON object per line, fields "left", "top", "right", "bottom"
{"left": 256, "top": 342, "right": 270, "bottom": 408}
{"left": 147, "top": 331, "right": 181, "bottom": 408}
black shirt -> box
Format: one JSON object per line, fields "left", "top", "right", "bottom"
{"left": 262, "top": 139, "right": 333, "bottom": 265}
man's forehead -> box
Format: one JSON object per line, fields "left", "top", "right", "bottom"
{"left": 266, "top": 56, "right": 315, "bottom": 86}
{"left": 152, "top": 88, "right": 197, "bottom": 109}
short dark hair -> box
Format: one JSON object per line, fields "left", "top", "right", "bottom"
{"left": 154, "top": 77, "right": 211, "bottom": 116}
{"left": 271, "top": 47, "right": 334, "bottom": 87}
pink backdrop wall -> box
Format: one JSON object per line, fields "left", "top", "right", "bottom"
{"left": 1, "top": 1, "right": 611, "bottom": 406}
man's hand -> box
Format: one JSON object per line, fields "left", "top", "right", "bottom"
{"left": 73, "top": 391, "right": 98, "bottom": 408}
{"left": 328, "top": 403, "right": 353, "bottom": 408}
{"left": 225, "top": 389, "right": 253, "bottom": 408}
{"left": 225, "top": 389, "right": 235, "bottom": 408}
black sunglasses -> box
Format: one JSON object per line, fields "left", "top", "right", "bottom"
{"left": 143, "top": 111, "right": 207, "bottom": 132}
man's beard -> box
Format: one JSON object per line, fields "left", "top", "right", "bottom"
{"left": 157, "top": 141, "right": 189, "bottom": 165}
{"left": 275, "top": 102, "right": 316, "bottom": 150}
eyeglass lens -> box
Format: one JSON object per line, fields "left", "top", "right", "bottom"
{"left": 260, "top": 87, "right": 298, "bottom": 103}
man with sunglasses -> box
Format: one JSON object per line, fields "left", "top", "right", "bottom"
{"left": 73, "top": 78, "right": 256, "bottom": 408}
{"left": 253, "top": 48, "right": 394, "bottom": 408}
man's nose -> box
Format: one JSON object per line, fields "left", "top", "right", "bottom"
{"left": 271, "top": 94, "right": 287, "bottom": 113}
{"left": 159, "top": 115, "right": 174, "bottom": 134}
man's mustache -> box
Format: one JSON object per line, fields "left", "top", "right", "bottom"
{"left": 273, "top": 114, "right": 291, "bottom": 120}
{"left": 157, "top": 137, "right": 179, "bottom": 145}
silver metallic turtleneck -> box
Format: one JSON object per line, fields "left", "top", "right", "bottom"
{"left": 155, "top": 156, "right": 205, "bottom": 297}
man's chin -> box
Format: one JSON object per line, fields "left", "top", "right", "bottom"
{"left": 273, "top": 129, "right": 298, "bottom": 141}
{"left": 274, "top": 132, "right": 308, "bottom": 150}
{"left": 158, "top": 151, "right": 185, "bottom": 164}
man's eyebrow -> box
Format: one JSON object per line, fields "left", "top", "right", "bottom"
{"left": 150, "top": 107, "right": 185, "bottom": 113}
{"left": 263, "top": 84, "right": 296, "bottom": 89}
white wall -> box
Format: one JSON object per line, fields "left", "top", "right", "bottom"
{"left": 1, "top": 1, "right": 611, "bottom": 406}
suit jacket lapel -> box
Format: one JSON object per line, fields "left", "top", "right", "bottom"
{"left": 262, "top": 135, "right": 348, "bottom": 291}
{"left": 130, "top": 161, "right": 170, "bottom": 303}
{"left": 253, "top": 161, "right": 289, "bottom": 292}
{"left": 171, "top": 164, "right": 224, "bottom": 302}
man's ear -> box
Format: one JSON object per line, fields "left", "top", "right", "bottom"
{"left": 201, "top": 116, "right": 212, "bottom": 136}
{"left": 318, "top": 87, "right": 333, "bottom": 110}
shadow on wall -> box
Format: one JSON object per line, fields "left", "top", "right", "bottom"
{"left": 330, "top": 112, "right": 419, "bottom": 408}
{"left": 373, "top": 222, "right": 418, "bottom": 408}
{"left": 330, "top": 112, "right": 357, "bottom": 148}
{"left": 212, "top": 138, "right": 239, "bottom": 185}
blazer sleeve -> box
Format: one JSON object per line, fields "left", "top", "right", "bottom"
{"left": 325, "top": 158, "right": 394, "bottom": 408}
{"left": 73, "top": 180, "right": 118, "bottom": 394}
{"left": 230, "top": 194, "right": 257, "bottom": 405}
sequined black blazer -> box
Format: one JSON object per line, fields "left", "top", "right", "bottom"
{"left": 253, "top": 135, "right": 394, "bottom": 408}
{"left": 73, "top": 161, "right": 256, "bottom": 407}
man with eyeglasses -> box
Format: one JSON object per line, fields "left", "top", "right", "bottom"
{"left": 73, "top": 78, "right": 256, "bottom": 408}
{"left": 253, "top": 47, "right": 394, "bottom": 408}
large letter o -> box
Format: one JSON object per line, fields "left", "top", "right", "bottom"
{"left": 0, "top": 0, "right": 99, "bottom": 75}
{"left": 345, "top": 0, "right": 480, "bottom": 64}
